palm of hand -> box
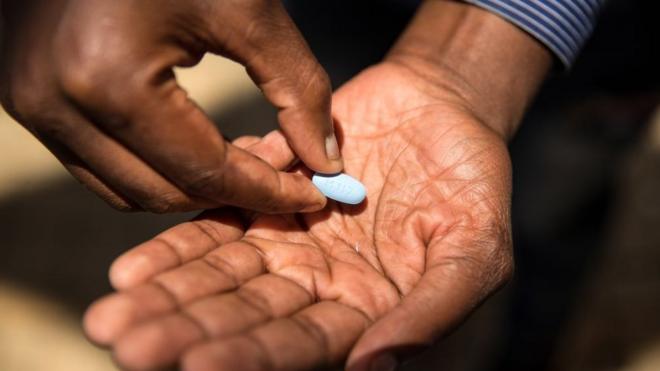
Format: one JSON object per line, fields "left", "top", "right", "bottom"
{"left": 85, "top": 63, "right": 513, "bottom": 371}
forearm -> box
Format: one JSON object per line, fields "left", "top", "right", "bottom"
{"left": 387, "top": 0, "right": 552, "bottom": 140}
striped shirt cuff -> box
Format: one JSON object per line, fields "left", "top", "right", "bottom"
{"left": 462, "top": 0, "right": 604, "bottom": 67}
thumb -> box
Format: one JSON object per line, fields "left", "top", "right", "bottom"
{"left": 201, "top": 0, "right": 343, "bottom": 174}
{"left": 347, "top": 235, "right": 513, "bottom": 371}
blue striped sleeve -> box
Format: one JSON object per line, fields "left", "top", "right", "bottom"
{"left": 462, "top": 0, "right": 604, "bottom": 67}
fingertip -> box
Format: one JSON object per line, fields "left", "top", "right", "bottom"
{"left": 109, "top": 251, "right": 156, "bottom": 290}
{"left": 218, "top": 145, "right": 325, "bottom": 214}
{"left": 300, "top": 194, "right": 328, "bottom": 213}
{"left": 113, "top": 316, "right": 203, "bottom": 371}
{"left": 292, "top": 174, "right": 328, "bottom": 213}
{"left": 84, "top": 294, "right": 133, "bottom": 346}
{"left": 109, "top": 256, "right": 138, "bottom": 290}
{"left": 250, "top": 169, "right": 326, "bottom": 214}
{"left": 277, "top": 102, "right": 344, "bottom": 175}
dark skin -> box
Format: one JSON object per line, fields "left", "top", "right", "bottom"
{"left": 84, "top": 2, "right": 552, "bottom": 370}
{"left": 87, "top": 64, "right": 512, "bottom": 371}
{"left": 0, "top": 0, "right": 342, "bottom": 213}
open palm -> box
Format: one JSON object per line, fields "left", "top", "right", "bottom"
{"left": 85, "top": 63, "right": 513, "bottom": 371}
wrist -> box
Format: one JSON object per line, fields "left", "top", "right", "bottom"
{"left": 385, "top": 0, "right": 551, "bottom": 140}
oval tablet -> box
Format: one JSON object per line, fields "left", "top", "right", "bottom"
{"left": 312, "top": 173, "right": 366, "bottom": 205}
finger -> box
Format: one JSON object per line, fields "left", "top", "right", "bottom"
{"left": 86, "top": 241, "right": 265, "bottom": 344}
{"left": 57, "top": 30, "right": 325, "bottom": 213}
{"left": 217, "top": 143, "right": 326, "bottom": 213}
{"left": 182, "top": 301, "right": 371, "bottom": 371}
{"left": 346, "top": 235, "right": 513, "bottom": 371}
{"left": 234, "top": 130, "right": 298, "bottom": 171}
{"left": 232, "top": 136, "right": 262, "bottom": 149}
{"left": 112, "top": 274, "right": 313, "bottom": 370}
{"left": 84, "top": 283, "right": 177, "bottom": 347}
{"left": 109, "top": 131, "right": 298, "bottom": 289}
{"left": 109, "top": 209, "right": 245, "bottom": 289}
{"left": 41, "top": 114, "right": 295, "bottom": 216}
{"left": 43, "top": 139, "right": 137, "bottom": 211}
{"left": 33, "top": 109, "right": 214, "bottom": 213}
{"left": 152, "top": 242, "right": 264, "bottom": 304}
{"left": 203, "top": 0, "right": 343, "bottom": 174}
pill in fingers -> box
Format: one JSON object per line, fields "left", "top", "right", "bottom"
{"left": 312, "top": 173, "right": 366, "bottom": 205}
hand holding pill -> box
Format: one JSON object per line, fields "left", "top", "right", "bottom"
{"left": 0, "top": 0, "right": 340, "bottom": 214}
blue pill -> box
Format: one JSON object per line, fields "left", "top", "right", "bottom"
{"left": 312, "top": 173, "right": 366, "bottom": 205}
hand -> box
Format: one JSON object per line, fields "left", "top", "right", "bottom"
{"left": 84, "top": 62, "right": 514, "bottom": 371}
{"left": 0, "top": 0, "right": 341, "bottom": 213}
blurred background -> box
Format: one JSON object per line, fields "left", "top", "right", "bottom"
{"left": 0, "top": 0, "right": 658, "bottom": 370}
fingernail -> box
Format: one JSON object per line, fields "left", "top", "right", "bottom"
{"left": 325, "top": 132, "right": 341, "bottom": 160}
{"left": 370, "top": 353, "right": 398, "bottom": 371}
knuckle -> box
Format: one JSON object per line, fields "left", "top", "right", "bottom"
{"left": 308, "top": 68, "right": 332, "bottom": 100}
{"left": 32, "top": 116, "right": 71, "bottom": 140}
{"left": 240, "top": 7, "right": 274, "bottom": 46}
{"left": 180, "top": 168, "right": 226, "bottom": 199}
{"left": 57, "top": 44, "right": 148, "bottom": 113}
{"left": 139, "top": 192, "right": 186, "bottom": 214}
{"left": 5, "top": 83, "right": 73, "bottom": 139}
{"left": 274, "top": 67, "right": 331, "bottom": 126}
{"left": 295, "top": 66, "right": 331, "bottom": 107}
{"left": 58, "top": 56, "right": 148, "bottom": 131}
{"left": 5, "top": 83, "right": 48, "bottom": 123}
{"left": 243, "top": 0, "right": 282, "bottom": 19}
{"left": 251, "top": 172, "right": 284, "bottom": 213}
{"left": 257, "top": 193, "right": 280, "bottom": 213}
{"left": 55, "top": 22, "right": 114, "bottom": 98}
{"left": 58, "top": 53, "right": 113, "bottom": 100}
